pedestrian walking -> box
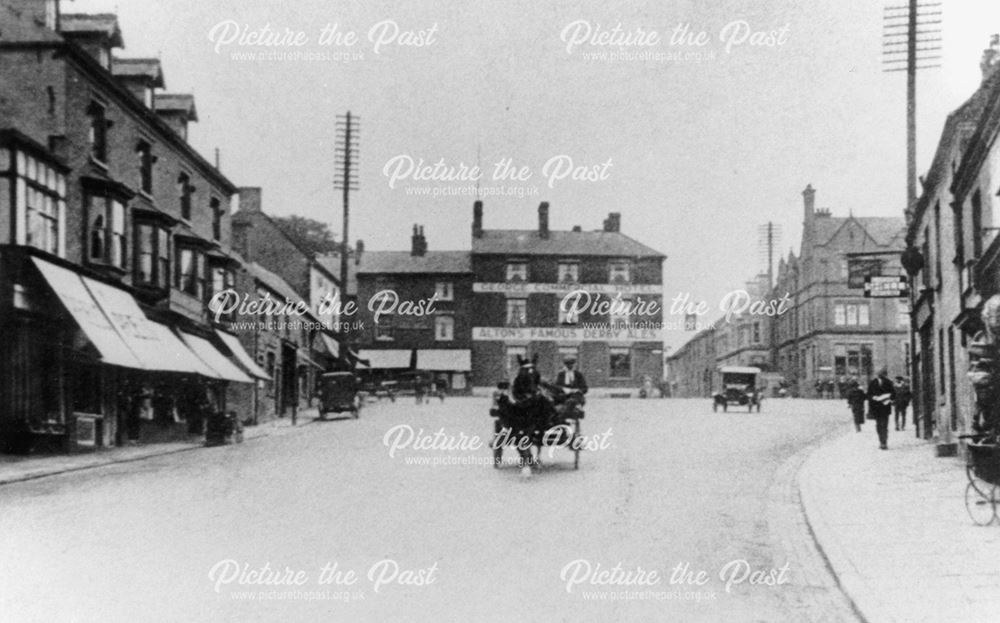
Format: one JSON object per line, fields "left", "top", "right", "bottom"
{"left": 846, "top": 379, "right": 866, "bottom": 432}
{"left": 867, "top": 367, "right": 896, "bottom": 450}
{"left": 893, "top": 376, "right": 912, "bottom": 431}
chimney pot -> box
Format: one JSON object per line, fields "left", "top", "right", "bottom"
{"left": 603, "top": 212, "right": 621, "bottom": 232}
{"left": 411, "top": 224, "right": 426, "bottom": 257}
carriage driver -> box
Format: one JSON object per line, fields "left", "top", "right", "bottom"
{"left": 555, "top": 357, "right": 588, "bottom": 402}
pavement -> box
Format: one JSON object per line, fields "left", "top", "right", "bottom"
{"left": 799, "top": 421, "right": 1000, "bottom": 623}
{"left": 0, "top": 408, "right": 323, "bottom": 486}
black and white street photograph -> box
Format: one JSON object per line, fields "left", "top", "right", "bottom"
{"left": 3, "top": 0, "right": 1000, "bottom": 621}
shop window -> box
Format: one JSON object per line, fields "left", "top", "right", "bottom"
{"left": 435, "top": 315, "right": 454, "bottom": 341}
{"left": 72, "top": 366, "right": 102, "bottom": 414}
{"left": 609, "top": 347, "right": 631, "bottom": 379}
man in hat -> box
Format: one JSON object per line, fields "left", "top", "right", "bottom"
{"left": 555, "top": 356, "right": 588, "bottom": 396}
{"left": 867, "top": 366, "right": 897, "bottom": 450}
{"left": 893, "top": 376, "right": 912, "bottom": 431}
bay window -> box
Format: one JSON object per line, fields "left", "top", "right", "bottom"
{"left": 5, "top": 144, "right": 66, "bottom": 256}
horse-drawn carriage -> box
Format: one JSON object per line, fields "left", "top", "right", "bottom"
{"left": 489, "top": 356, "right": 585, "bottom": 476}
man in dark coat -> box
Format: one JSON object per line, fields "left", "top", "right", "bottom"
{"left": 867, "top": 367, "right": 897, "bottom": 450}
{"left": 893, "top": 376, "right": 912, "bottom": 431}
{"left": 554, "top": 357, "right": 588, "bottom": 395}
{"left": 846, "top": 379, "right": 866, "bottom": 433}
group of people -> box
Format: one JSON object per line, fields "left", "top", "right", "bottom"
{"left": 845, "top": 367, "right": 913, "bottom": 449}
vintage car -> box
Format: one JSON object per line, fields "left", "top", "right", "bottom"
{"left": 317, "top": 372, "right": 361, "bottom": 419}
{"left": 712, "top": 366, "right": 762, "bottom": 412}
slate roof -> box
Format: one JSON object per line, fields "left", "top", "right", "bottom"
{"left": 60, "top": 13, "right": 123, "bottom": 46}
{"left": 111, "top": 58, "right": 165, "bottom": 88}
{"left": 154, "top": 93, "right": 198, "bottom": 121}
{"left": 812, "top": 216, "right": 905, "bottom": 249}
{"left": 354, "top": 251, "right": 472, "bottom": 274}
{"left": 472, "top": 229, "right": 665, "bottom": 258}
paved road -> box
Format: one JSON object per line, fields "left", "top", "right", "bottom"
{"left": 0, "top": 397, "right": 861, "bottom": 622}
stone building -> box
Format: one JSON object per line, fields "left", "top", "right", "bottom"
{"left": 772, "top": 186, "right": 908, "bottom": 398}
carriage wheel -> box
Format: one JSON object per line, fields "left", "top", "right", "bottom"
{"left": 574, "top": 420, "right": 582, "bottom": 469}
{"left": 965, "top": 481, "right": 998, "bottom": 526}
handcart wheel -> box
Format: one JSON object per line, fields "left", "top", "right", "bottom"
{"left": 965, "top": 481, "right": 998, "bottom": 526}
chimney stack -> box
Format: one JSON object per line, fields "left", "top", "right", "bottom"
{"left": 238, "top": 187, "right": 262, "bottom": 213}
{"left": 538, "top": 202, "right": 550, "bottom": 239}
{"left": 472, "top": 200, "right": 483, "bottom": 238}
{"left": 603, "top": 212, "right": 621, "bottom": 233}
{"left": 411, "top": 224, "right": 427, "bottom": 257}
{"left": 355, "top": 239, "right": 364, "bottom": 265}
{"left": 802, "top": 184, "right": 816, "bottom": 225}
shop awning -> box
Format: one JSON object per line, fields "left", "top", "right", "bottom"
{"left": 417, "top": 349, "right": 471, "bottom": 371}
{"left": 32, "top": 258, "right": 142, "bottom": 369}
{"left": 317, "top": 333, "right": 340, "bottom": 358}
{"left": 297, "top": 350, "right": 324, "bottom": 370}
{"left": 358, "top": 349, "right": 412, "bottom": 369}
{"left": 216, "top": 330, "right": 270, "bottom": 380}
{"left": 179, "top": 332, "right": 253, "bottom": 383}
{"left": 145, "top": 322, "right": 220, "bottom": 377}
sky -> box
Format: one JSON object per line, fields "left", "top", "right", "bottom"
{"left": 69, "top": 0, "right": 1000, "bottom": 350}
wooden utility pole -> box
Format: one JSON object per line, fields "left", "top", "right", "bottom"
{"left": 334, "top": 111, "right": 360, "bottom": 304}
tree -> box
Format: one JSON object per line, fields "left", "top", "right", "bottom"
{"left": 271, "top": 215, "right": 344, "bottom": 256}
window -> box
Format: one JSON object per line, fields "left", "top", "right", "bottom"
{"left": 972, "top": 190, "right": 983, "bottom": 258}
{"left": 176, "top": 246, "right": 205, "bottom": 298}
{"left": 87, "top": 194, "right": 127, "bottom": 269}
{"left": 210, "top": 266, "right": 235, "bottom": 320}
{"left": 833, "top": 343, "right": 873, "bottom": 379}
{"left": 136, "top": 140, "right": 154, "bottom": 194}
{"left": 609, "top": 347, "right": 631, "bottom": 378}
{"left": 752, "top": 322, "right": 761, "bottom": 344}
{"left": 434, "top": 281, "right": 453, "bottom": 301}
{"left": 839, "top": 259, "right": 848, "bottom": 279}
{"left": 558, "top": 300, "right": 579, "bottom": 325}
{"left": 506, "top": 261, "right": 527, "bottom": 282}
{"left": 211, "top": 197, "right": 222, "bottom": 241}
{"left": 506, "top": 298, "right": 527, "bottom": 326}
{"left": 178, "top": 173, "right": 193, "bottom": 220}
{"left": 834, "top": 302, "right": 869, "bottom": 326}
{"left": 609, "top": 296, "right": 630, "bottom": 327}
{"left": 376, "top": 314, "right": 394, "bottom": 340}
{"left": 87, "top": 101, "right": 107, "bottom": 163}
{"left": 435, "top": 315, "right": 454, "bottom": 341}
{"left": 558, "top": 262, "right": 579, "bottom": 283}
{"left": 14, "top": 151, "right": 65, "bottom": 256}
{"left": 609, "top": 260, "right": 630, "bottom": 283}
{"left": 505, "top": 346, "right": 526, "bottom": 377}
{"left": 134, "top": 223, "right": 171, "bottom": 287}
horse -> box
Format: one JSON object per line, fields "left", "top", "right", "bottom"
{"left": 495, "top": 354, "right": 555, "bottom": 477}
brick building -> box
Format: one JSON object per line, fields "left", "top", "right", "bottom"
{"left": 352, "top": 225, "right": 474, "bottom": 393}
{"left": 0, "top": 4, "right": 262, "bottom": 452}
{"left": 469, "top": 201, "right": 666, "bottom": 393}
{"left": 665, "top": 324, "right": 717, "bottom": 398}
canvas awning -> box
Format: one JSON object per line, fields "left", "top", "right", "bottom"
{"left": 358, "top": 349, "right": 412, "bottom": 369}
{"left": 416, "top": 349, "right": 471, "bottom": 371}
{"left": 179, "top": 331, "right": 253, "bottom": 383}
{"left": 297, "top": 350, "right": 324, "bottom": 370}
{"left": 317, "top": 333, "right": 340, "bottom": 358}
{"left": 216, "top": 330, "right": 270, "bottom": 380}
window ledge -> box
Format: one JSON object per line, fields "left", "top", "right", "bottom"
{"left": 89, "top": 156, "right": 109, "bottom": 171}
